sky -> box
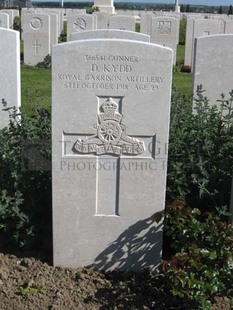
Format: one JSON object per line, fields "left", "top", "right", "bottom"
{"left": 114, "top": 0, "right": 233, "bottom": 5}
{"left": 33, "top": 0, "right": 233, "bottom": 6}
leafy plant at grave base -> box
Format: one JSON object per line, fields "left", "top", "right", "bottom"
{"left": 16, "top": 281, "right": 47, "bottom": 296}
{"left": 0, "top": 98, "right": 51, "bottom": 249}
{"left": 167, "top": 86, "right": 233, "bottom": 218}
{"left": 163, "top": 201, "right": 233, "bottom": 310}
{"left": 36, "top": 54, "right": 51, "bottom": 69}
{"left": 135, "top": 22, "right": 140, "bottom": 33}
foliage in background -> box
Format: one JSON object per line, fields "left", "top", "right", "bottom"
{"left": 229, "top": 5, "right": 233, "bottom": 15}
{"left": 179, "top": 18, "right": 186, "bottom": 45}
{"left": 86, "top": 6, "right": 99, "bottom": 14}
{"left": 0, "top": 100, "right": 51, "bottom": 249}
{"left": 13, "top": 16, "right": 21, "bottom": 37}
{"left": 59, "top": 21, "right": 67, "bottom": 43}
{"left": 167, "top": 86, "right": 233, "bottom": 217}
{"left": 36, "top": 54, "right": 51, "bottom": 69}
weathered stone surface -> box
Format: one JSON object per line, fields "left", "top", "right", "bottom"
{"left": 52, "top": 39, "right": 173, "bottom": 271}
{"left": 70, "top": 29, "right": 150, "bottom": 42}
{"left": 23, "top": 13, "right": 51, "bottom": 66}
{"left": 0, "top": 12, "right": 9, "bottom": 29}
{"left": 67, "top": 14, "right": 96, "bottom": 41}
{"left": 109, "top": 15, "right": 136, "bottom": 31}
{"left": 0, "top": 28, "right": 21, "bottom": 129}
{"left": 193, "top": 34, "right": 233, "bottom": 112}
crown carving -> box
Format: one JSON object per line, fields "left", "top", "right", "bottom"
{"left": 101, "top": 98, "right": 118, "bottom": 112}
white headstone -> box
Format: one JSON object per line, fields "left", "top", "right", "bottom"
{"left": 0, "top": 12, "right": 9, "bottom": 29}
{"left": 23, "top": 14, "right": 51, "bottom": 66}
{"left": 225, "top": 20, "right": 233, "bottom": 34}
{"left": 67, "top": 14, "right": 97, "bottom": 41}
{"left": 193, "top": 34, "right": 233, "bottom": 112}
{"left": 94, "top": 12, "right": 109, "bottom": 29}
{"left": 109, "top": 15, "right": 136, "bottom": 31}
{"left": 187, "top": 19, "right": 221, "bottom": 69}
{"left": 70, "top": 29, "right": 150, "bottom": 42}
{"left": 48, "top": 13, "right": 59, "bottom": 47}
{"left": 184, "top": 17, "right": 196, "bottom": 67}
{"left": 140, "top": 13, "right": 153, "bottom": 35}
{"left": 0, "top": 29, "right": 21, "bottom": 129}
{"left": 52, "top": 39, "right": 173, "bottom": 271}
{"left": 1, "top": 9, "right": 15, "bottom": 28}
{"left": 150, "top": 17, "right": 179, "bottom": 65}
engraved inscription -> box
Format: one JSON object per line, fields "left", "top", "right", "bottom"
{"left": 73, "top": 98, "right": 145, "bottom": 156}
{"left": 73, "top": 18, "right": 86, "bottom": 31}
{"left": 158, "top": 21, "right": 171, "bottom": 35}
{"left": 57, "top": 54, "right": 165, "bottom": 92}
{"left": 30, "top": 17, "right": 43, "bottom": 30}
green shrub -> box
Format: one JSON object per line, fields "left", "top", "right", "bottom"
{"left": 0, "top": 100, "right": 51, "bottom": 249}
{"left": 13, "top": 16, "right": 21, "bottom": 37}
{"left": 167, "top": 86, "right": 233, "bottom": 217}
{"left": 163, "top": 201, "right": 233, "bottom": 309}
{"left": 86, "top": 6, "right": 99, "bottom": 14}
{"left": 36, "top": 54, "right": 51, "bottom": 69}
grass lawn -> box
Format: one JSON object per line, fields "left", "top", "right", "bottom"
{"left": 20, "top": 44, "right": 192, "bottom": 111}
{"left": 21, "top": 65, "right": 51, "bottom": 113}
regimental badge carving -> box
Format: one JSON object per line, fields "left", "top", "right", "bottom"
{"left": 73, "top": 98, "right": 145, "bottom": 156}
{"left": 73, "top": 18, "right": 86, "bottom": 31}
{"left": 30, "top": 17, "right": 43, "bottom": 30}
{"left": 158, "top": 21, "right": 171, "bottom": 35}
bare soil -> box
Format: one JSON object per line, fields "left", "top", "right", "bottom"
{"left": 0, "top": 253, "right": 231, "bottom": 310}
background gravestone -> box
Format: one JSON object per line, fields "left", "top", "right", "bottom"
{"left": 150, "top": 17, "right": 179, "bottom": 65}
{"left": 190, "top": 19, "right": 221, "bottom": 69}
{"left": 94, "top": 12, "right": 109, "bottom": 29}
{"left": 23, "top": 13, "right": 51, "bottom": 66}
{"left": 52, "top": 39, "right": 173, "bottom": 271}
{"left": 0, "top": 28, "right": 21, "bottom": 129}
{"left": 0, "top": 12, "right": 9, "bottom": 29}
{"left": 70, "top": 29, "right": 150, "bottom": 42}
{"left": 193, "top": 34, "right": 233, "bottom": 112}
{"left": 109, "top": 15, "right": 136, "bottom": 31}
{"left": 67, "top": 14, "right": 96, "bottom": 41}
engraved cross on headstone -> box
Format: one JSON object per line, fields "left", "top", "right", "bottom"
{"left": 63, "top": 97, "right": 156, "bottom": 217}
{"left": 32, "top": 39, "right": 41, "bottom": 56}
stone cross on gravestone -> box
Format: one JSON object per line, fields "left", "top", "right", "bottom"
{"left": 63, "top": 97, "right": 156, "bottom": 216}
{"left": 32, "top": 39, "right": 41, "bottom": 56}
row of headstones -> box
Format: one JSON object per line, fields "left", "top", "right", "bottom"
{"left": 0, "top": 9, "right": 19, "bottom": 29}
{"left": 21, "top": 10, "right": 180, "bottom": 66}
{"left": 185, "top": 16, "right": 233, "bottom": 68}
{"left": 0, "top": 27, "right": 232, "bottom": 270}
